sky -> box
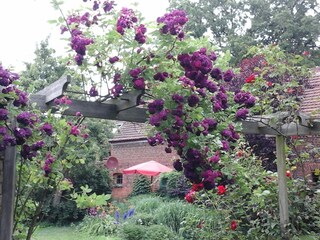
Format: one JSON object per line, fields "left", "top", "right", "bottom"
{"left": 0, "top": 0, "right": 169, "bottom": 71}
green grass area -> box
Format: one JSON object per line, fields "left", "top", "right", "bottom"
{"left": 32, "top": 226, "right": 120, "bottom": 240}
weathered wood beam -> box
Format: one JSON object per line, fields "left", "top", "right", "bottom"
{"left": 30, "top": 96, "right": 148, "bottom": 122}
{"left": 276, "top": 135, "right": 290, "bottom": 239}
{"left": 0, "top": 142, "right": 16, "bottom": 240}
{"left": 106, "top": 90, "right": 144, "bottom": 111}
{"left": 241, "top": 120, "right": 320, "bottom": 136}
{"left": 34, "top": 75, "right": 70, "bottom": 103}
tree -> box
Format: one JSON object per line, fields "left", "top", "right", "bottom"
{"left": 19, "top": 38, "right": 66, "bottom": 93}
{"left": 169, "top": 0, "right": 320, "bottom": 65}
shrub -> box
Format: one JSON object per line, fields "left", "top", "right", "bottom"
{"left": 42, "top": 164, "right": 112, "bottom": 224}
{"left": 131, "top": 213, "right": 157, "bottom": 226}
{"left": 43, "top": 200, "right": 85, "bottom": 225}
{"left": 159, "top": 171, "right": 191, "bottom": 198}
{"left": 130, "top": 175, "right": 151, "bottom": 196}
{"left": 118, "top": 223, "right": 146, "bottom": 240}
{"left": 154, "top": 201, "right": 194, "bottom": 233}
{"left": 77, "top": 214, "right": 117, "bottom": 236}
{"left": 133, "top": 195, "right": 164, "bottom": 214}
{"left": 144, "top": 224, "right": 182, "bottom": 240}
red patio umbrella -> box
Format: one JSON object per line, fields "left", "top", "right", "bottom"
{"left": 122, "top": 160, "right": 173, "bottom": 176}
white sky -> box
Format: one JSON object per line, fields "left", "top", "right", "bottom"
{"left": 0, "top": 0, "right": 169, "bottom": 71}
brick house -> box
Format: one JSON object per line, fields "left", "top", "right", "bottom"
{"left": 294, "top": 67, "right": 320, "bottom": 183}
{"left": 106, "top": 121, "right": 178, "bottom": 199}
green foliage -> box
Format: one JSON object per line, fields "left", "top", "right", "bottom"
{"left": 154, "top": 201, "right": 195, "bottom": 233}
{"left": 130, "top": 175, "right": 151, "bottom": 196}
{"left": 69, "top": 163, "right": 112, "bottom": 195}
{"left": 133, "top": 195, "right": 164, "bottom": 214}
{"left": 33, "top": 225, "right": 117, "bottom": 240}
{"left": 159, "top": 171, "right": 191, "bottom": 199}
{"left": 130, "top": 213, "right": 156, "bottom": 226}
{"left": 118, "top": 223, "right": 146, "bottom": 240}
{"left": 71, "top": 185, "right": 111, "bottom": 209}
{"left": 77, "top": 215, "right": 117, "bottom": 236}
{"left": 169, "top": 0, "right": 320, "bottom": 65}
{"left": 19, "top": 37, "right": 66, "bottom": 93}
{"left": 143, "top": 224, "right": 181, "bottom": 240}
{"left": 43, "top": 200, "right": 85, "bottom": 225}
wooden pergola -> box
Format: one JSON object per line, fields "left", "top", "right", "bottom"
{"left": 1, "top": 76, "right": 319, "bottom": 239}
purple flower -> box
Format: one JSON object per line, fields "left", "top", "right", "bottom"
{"left": 31, "top": 140, "right": 45, "bottom": 151}
{"left": 209, "top": 152, "right": 220, "bottom": 163}
{"left": 89, "top": 86, "right": 99, "bottom": 97}
{"left": 202, "top": 118, "right": 217, "bottom": 131}
{"left": 148, "top": 99, "right": 164, "bottom": 114}
{"left": 70, "top": 126, "right": 80, "bottom": 136}
{"left": 157, "top": 10, "right": 188, "bottom": 39}
{"left": 173, "top": 159, "right": 183, "bottom": 171}
{"left": 135, "top": 24, "right": 147, "bottom": 44}
{"left": 206, "top": 81, "right": 218, "bottom": 93}
{"left": 149, "top": 114, "right": 161, "bottom": 127}
{"left": 210, "top": 68, "right": 223, "bottom": 80}
{"left": 3, "top": 134, "right": 16, "bottom": 146}
{"left": 93, "top": 1, "right": 99, "bottom": 11}
{"left": 221, "top": 140, "right": 230, "bottom": 151}
{"left": 0, "top": 108, "right": 9, "bottom": 121}
{"left": 172, "top": 94, "right": 184, "bottom": 103}
{"left": 133, "top": 78, "right": 145, "bottom": 90}
{"left": 113, "top": 73, "right": 121, "bottom": 82}
{"left": 40, "top": 122, "right": 54, "bottom": 136}
{"left": 129, "top": 68, "right": 142, "bottom": 78}
{"left": 153, "top": 72, "right": 169, "bottom": 82}
{"left": 0, "top": 126, "right": 7, "bottom": 135}
{"left": 235, "top": 109, "right": 249, "bottom": 120}
{"left": 16, "top": 112, "right": 38, "bottom": 126}
{"left": 223, "top": 69, "right": 235, "bottom": 82}
{"left": 0, "top": 64, "right": 19, "bottom": 86}
{"left": 13, "top": 89, "right": 29, "bottom": 107}
{"left": 103, "top": 1, "right": 115, "bottom": 12}
{"left": 234, "top": 91, "right": 256, "bottom": 108}
{"left": 74, "top": 54, "right": 84, "bottom": 66}
{"left": 187, "top": 94, "right": 200, "bottom": 107}
{"left": 109, "top": 56, "right": 119, "bottom": 64}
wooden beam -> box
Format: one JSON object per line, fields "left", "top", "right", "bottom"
{"left": 0, "top": 144, "right": 17, "bottom": 240}
{"left": 276, "top": 135, "right": 289, "bottom": 239}
{"left": 34, "top": 75, "right": 70, "bottom": 103}
{"left": 241, "top": 120, "right": 320, "bottom": 136}
{"left": 106, "top": 90, "right": 144, "bottom": 111}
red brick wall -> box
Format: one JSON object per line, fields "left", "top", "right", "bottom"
{"left": 108, "top": 140, "right": 178, "bottom": 199}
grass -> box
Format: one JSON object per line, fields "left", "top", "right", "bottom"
{"left": 32, "top": 226, "right": 120, "bottom": 240}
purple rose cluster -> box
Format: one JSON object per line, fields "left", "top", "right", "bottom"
{"left": 144, "top": 48, "right": 256, "bottom": 189}
{"left": 116, "top": 8, "right": 147, "bottom": 44}
{"left": 157, "top": 9, "right": 188, "bottom": 40}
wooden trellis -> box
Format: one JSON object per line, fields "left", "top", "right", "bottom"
{"left": 1, "top": 76, "right": 320, "bottom": 239}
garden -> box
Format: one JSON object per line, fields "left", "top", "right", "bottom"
{"left": 0, "top": 0, "right": 320, "bottom": 239}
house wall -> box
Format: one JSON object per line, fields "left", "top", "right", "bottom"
{"left": 109, "top": 140, "right": 178, "bottom": 199}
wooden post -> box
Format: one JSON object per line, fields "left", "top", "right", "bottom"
{"left": 275, "top": 135, "right": 289, "bottom": 239}
{"left": 0, "top": 144, "right": 17, "bottom": 240}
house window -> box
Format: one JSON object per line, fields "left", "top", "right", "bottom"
{"left": 312, "top": 169, "right": 319, "bottom": 183}
{"left": 113, "top": 173, "right": 123, "bottom": 187}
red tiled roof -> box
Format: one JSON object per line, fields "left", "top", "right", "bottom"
{"left": 110, "top": 121, "right": 148, "bottom": 142}
{"left": 300, "top": 67, "right": 320, "bottom": 116}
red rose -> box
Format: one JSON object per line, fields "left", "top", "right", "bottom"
{"left": 245, "top": 75, "right": 255, "bottom": 83}
{"left": 217, "top": 185, "right": 226, "bottom": 195}
{"left": 231, "top": 220, "right": 237, "bottom": 230}
{"left": 192, "top": 182, "right": 204, "bottom": 192}
{"left": 185, "top": 190, "right": 196, "bottom": 203}
{"left": 286, "top": 170, "right": 291, "bottom": 178}
{"left": 266, "top": 81, "right": 273, "bottom": 87}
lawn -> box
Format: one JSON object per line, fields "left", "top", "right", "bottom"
{"left": 32, "top": 226, "right": 120, "bottom": 240}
